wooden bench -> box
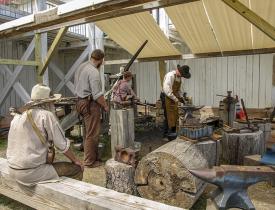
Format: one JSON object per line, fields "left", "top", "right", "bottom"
{"left": 0, "top": 158, "right": 183, "bottom": 210}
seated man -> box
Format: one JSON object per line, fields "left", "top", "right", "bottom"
{"left": 111, "top": 71, "right": 138, "bottom": 109}
{"left": 6, "top": 84, "right": 84, "bottom": 186}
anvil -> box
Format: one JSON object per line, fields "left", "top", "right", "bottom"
{"left": 189, "top": 165, "right": 275, "bottom": 210}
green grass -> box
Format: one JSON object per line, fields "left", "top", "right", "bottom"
{"left": 0, "top": 139, "right": 7, "bottom": 149}
{"left": 0, "top": 195, "right": 33, "bottom": 210}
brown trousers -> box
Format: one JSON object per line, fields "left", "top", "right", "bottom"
{"left": 76, "top": 99, "right": 101, "bottom": 166}
{"left": 53, "top": 162, "right": 83, "bottom": 180}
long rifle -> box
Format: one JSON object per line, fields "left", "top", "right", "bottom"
{"left": 105, "top": 40, "right": 148, "bottom": 98}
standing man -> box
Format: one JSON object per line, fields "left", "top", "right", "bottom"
{"left": 162, "top": 64, "right": 191, "bottom": 136}
{"left": 74, "top": 49, "right": 109, "bottom": 168}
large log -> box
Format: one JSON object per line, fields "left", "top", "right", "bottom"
{"left": 105, "top": 159, "right": 137, "bottom": 195}
{"left": 221, "top": 130, "right": 265, "bottom": 165}
{"left": 0, "top": 158, "right": 183, "bottom": 210}
{"left": 110, "top": 108, "right": 135, "bottom": 157}
{"left": 135, "top": 138, "right": 215, "bottom": 209}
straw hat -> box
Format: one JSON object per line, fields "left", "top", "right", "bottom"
{"left": 26, "top": 84, "right": 61, "bottom": 106}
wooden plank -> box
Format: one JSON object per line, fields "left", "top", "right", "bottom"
{"left": 1, "top": 65, "right": 30, "bottom": 103}
{"left": 221, "top": 57, "right": 228, "bottom": 95}
{"left": 216, "top": 57, "right": 223, "bottom": 101}
{"left": 55, "top": 46, "right": 89, "bottom": 92}
{"left": 205, "top": 58, "right": 212, "bottom": 106}
{"left": 0, "top": 59, "right": 38, "bottom": 66}
{"left": 49, "top": 62, "right": 75, "bottom": 94}
{"left": 259, "top": 55, "right": 267, "bottom": 108}
{"left": 252, "top": 55, "right": 260, "bottom": 108}
{"left": 260, "top": 54, "right": 273, "bottom": 107}
{"left": 0, "top": 38, "right": 35, "bottom": 107}
{"left": 246, "top": 55, "right": 253, "bottom": 107}
{"left": 0, "top": 0, "right": 198, "bottom": 38}
{"left": 40, "top": 27, "right": 68, "bottom": 76}
{"left": 227, "top": 56, "right": 234, "bottom": 94}
{"left": 222, "top": 0, "right": 275, "bottom": 41}
{"left": 210, "top": 58, "right": 218, "bottom": 106}
{"left": 0, "top": 14, "right": 34, "bottom": 32}
{"left": 0, "top": 158, "right": 183, "bottom": 210}
{"left": 158, "top": 60, "right": 166, "bottom": 88}
{"left": 198, "top": 58, "right": 206, "bottom": 106}
{"left": 238, "top": 55, "right": 247, "bottom": 102}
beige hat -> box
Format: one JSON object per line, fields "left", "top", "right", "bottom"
{"left": 26, "top": 84, "right": 61, "bottom": 106}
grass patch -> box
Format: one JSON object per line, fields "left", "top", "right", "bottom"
{"left": 0, "top": 195, "right": 33, "bottom": 210}
{"left": 0, "top": 138, "right": 7, "bottom": 149}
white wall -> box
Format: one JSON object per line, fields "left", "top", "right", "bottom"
{"left": 131, "top": 54, "right": 274, "bottom": 108}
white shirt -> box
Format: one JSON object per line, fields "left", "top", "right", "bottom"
{"left": 163, "top": 70, "right": 183, "bottom": 102}
{"left": 7, "top": 109, "right": 70, "bottom": 186}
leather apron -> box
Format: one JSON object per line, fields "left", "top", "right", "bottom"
{"left": 165, "top": 76, "right": 181, "bottom": 129}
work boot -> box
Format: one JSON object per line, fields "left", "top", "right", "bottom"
{"left": 166, "top": 128, "right": 177, "bottom": 141}
{"left": 85, "top": 161, "right": 104, "bottom": 168}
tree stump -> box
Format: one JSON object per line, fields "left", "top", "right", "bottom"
{"left": 110, "top": 108, "right": 135, "bottom": 157}
{"left": 105, "top": 159, "right": 137, "bottom": 195}
{"left": 135, "top": 138, "right": 214, "bottom": 209}
{"left": 222, "top": 130, "right": 265, "bottom": 165}
{"left": 233, "top": 121, "right": 271, "bottom": 150}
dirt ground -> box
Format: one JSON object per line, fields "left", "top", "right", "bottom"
{"left": 1, "top": 123, "right": 275, "bottom": 210}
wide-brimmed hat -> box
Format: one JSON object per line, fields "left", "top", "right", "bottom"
{"left": 26, "top": 84, "right": 61, "bottom": 106}
{"left": 177, "top": 65, "right": 191, "bottom": 79}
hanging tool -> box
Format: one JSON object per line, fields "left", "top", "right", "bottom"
{"left": 241, "top": 98, "right": 251, "bottom": 128}
{"left": 104, "top": 40, "right": 148, "bottom": 99}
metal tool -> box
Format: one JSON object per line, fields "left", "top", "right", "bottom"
{"left": 189, "top": 165, "right": 275, "bottom": 210}
{"left": 179, "top": 105, "right": 204, "bottom": 124}
{"left": 241, "top": 98, "right": 251, "bottom": 128}
{"left": 114, "top": 145, "right": 140, "bottom": 167}
{"left": 217, "top": 91, "right": 238, "bottom": 127}
{"left": 104, "top": 40, "right": 148, "bottom": 99}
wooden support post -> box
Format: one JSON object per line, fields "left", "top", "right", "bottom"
{"left": 39, "top": 27, "right": 68, "bottom": 76}
{"left": 158, "top": 60, "right": 166, "bottom": 88}
{"left": 35, "top": 33, "right": 42, "bottom": 83}
{"left": 110, "top": 108, "right": 135, "bottom": 157}
{"left": 222, "top": 0, "right": 275, "bottom": 41}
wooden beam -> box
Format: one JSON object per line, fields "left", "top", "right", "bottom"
{"left": 222, "top": 0, "right": 275, "bottom": 41}
{"left": 39, "top": 27, "right": 68, "bottom": 76}
{"left": 0, "top": 0, "right": 198, "bottom": 38}
{"left": 0, "top": 158, "right": 183, "bottom": 210}
{"left": 0, "top": 59, "right": 38, "bottom": 66}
